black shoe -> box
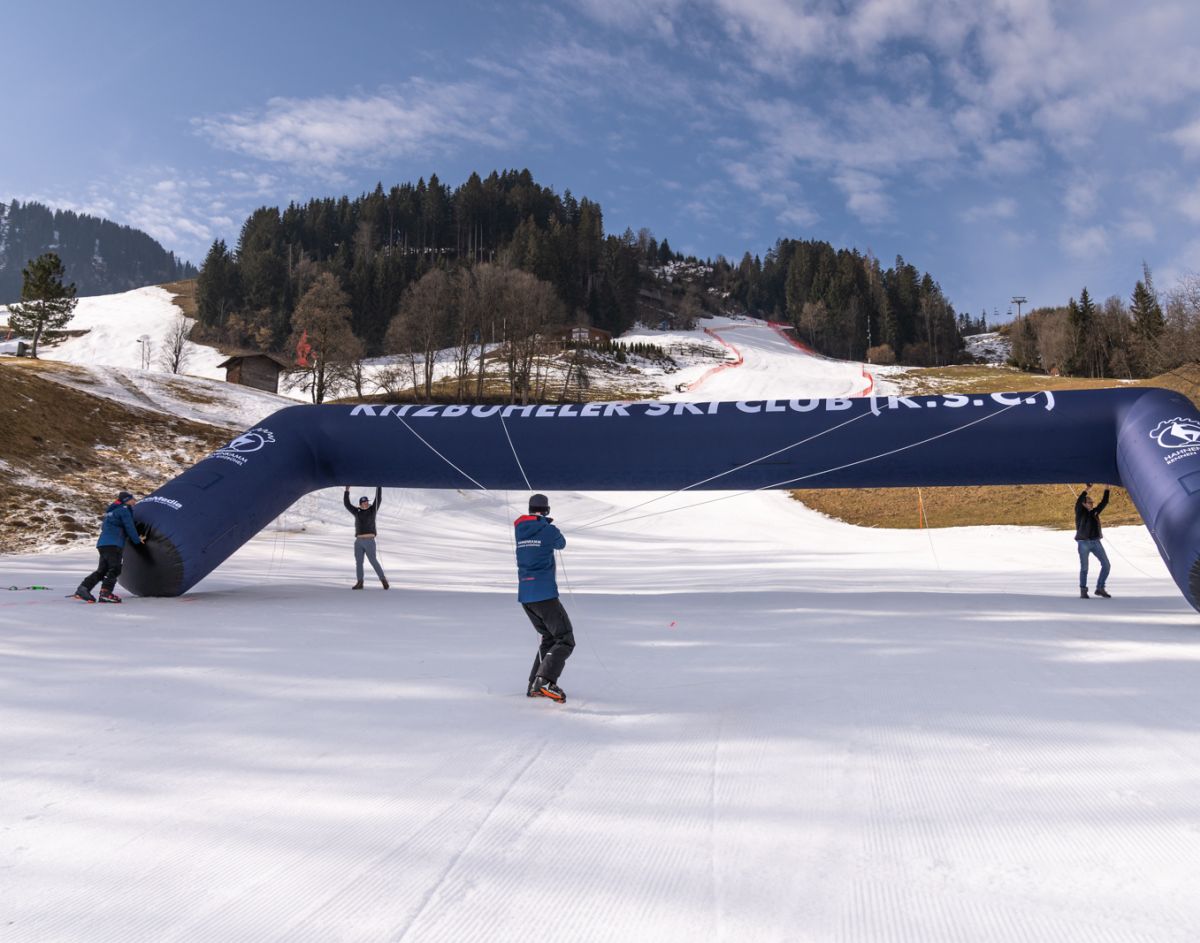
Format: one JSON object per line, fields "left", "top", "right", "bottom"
{"left": 1094, "top": 587, "right": 1111, "bottom": 598}
{"left": 530, "top": 677, "right": 566, "bottom": 702}
{"left": 526, "top": 681, "right": 537, "bottom": 697}
{"left": 73, "top": 585, "right": 96, "bottom": 603}
{"left": 381, "top": 579, "right": 390, "bottom": 590}
{"left": 1080, "top": 587, "right": 1089, "bottom": 599}
{"left": 352, "top": 581, "right": 364, "bottom": 590}
{"left": 98, "top": 590, "right": 123, "bottom": 604}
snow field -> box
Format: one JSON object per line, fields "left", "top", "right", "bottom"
{"left": 3, "top": 287, "right": 1200, "bottom": 941}
{"left": 3, "top": 488, "right": 1200, "bottom": 941}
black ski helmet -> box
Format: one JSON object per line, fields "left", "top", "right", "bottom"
{"left": 529, "top": 493, "right": 550, "bottom": 514}
{"left": 117, "top": 491, "right": 134, "bottom": 504}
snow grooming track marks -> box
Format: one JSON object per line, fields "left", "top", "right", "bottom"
{"left": 7, "top": 495, "right": 1200, "bottom": 941}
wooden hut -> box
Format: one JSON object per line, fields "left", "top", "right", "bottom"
{"left": 216, "top": 352, "right": 289, "bottom": 394}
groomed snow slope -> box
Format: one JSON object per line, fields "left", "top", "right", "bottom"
{"left": 3, "top": 307, "right": 1200, "bottom": 941}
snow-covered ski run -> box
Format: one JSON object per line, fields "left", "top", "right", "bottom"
{"left": 2, "top": 293, "right": 1199, "bottom": 942}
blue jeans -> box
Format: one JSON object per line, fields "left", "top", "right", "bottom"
{"left": 1077, "top": 539, "right": 1110, "bottom": 589}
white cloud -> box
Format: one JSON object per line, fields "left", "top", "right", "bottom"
{"left": 979, "top": 138, "right": 1040, "bottom": 175}
{"left": 1063, "top": 176, "right": 1102, "bottom": 219}
{"left": 1167, "top": 117, "right": 1200, "bottom": 159}
{"left": 1119, "top": 212, "right": 1156, "bottom": 242}
{"left": 961, "top": 196, "right": 1017, "bottom": 222}
{"left": 194, "top": 81, "right": 523, "bottom": 170}
{"left": 1060, "top": 223, "right": 1109, "bottom": 260}
{"left": 833, "top": 170, "right": 891, "bottom": 224}
{"left": 1180, "top": 183, "right": 1200, "bottom": 223}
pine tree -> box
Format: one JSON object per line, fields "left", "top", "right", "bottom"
{"left": 196, "top": 240, "right": 241, "bottom": 328}
{"left": 1130, "top": 263, "right": 1164, "bottom": 376}
{"left": 7, "top": 252, "right": 78, "bottom": 357}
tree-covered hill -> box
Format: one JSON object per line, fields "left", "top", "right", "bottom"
{"left": 195, "top": 169, "right": 967, "bottom": 368}
{"left": 0, "top": 201, "right": 196, "bottom": 303}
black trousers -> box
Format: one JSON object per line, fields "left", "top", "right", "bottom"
{"left": 82, "top": 546, "right": 124, "bottom": 593}
{"left": 523, "top": 597, "right": 575, "bottom": 685}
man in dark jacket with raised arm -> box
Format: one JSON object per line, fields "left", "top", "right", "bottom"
{"left": 74, "top": 491, "right": 144, "bottom": 603}
{"left": 344, "top": 486, "right": 389, "bottom": 590}
{"left": 1075, "top": 485, "right": 1111, "bottom": 599}
{"left": 515, "top": 493, "right": 574, "bottom": 702}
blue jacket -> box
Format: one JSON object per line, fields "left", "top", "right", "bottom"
{"left": 514, "top": 514, "right": 565, "bottom": 603}
{"left": 97, "top": 501, "right": 142, "bottom": 549}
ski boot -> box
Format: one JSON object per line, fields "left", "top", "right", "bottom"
{"left": 530, "top": 677, "right": 566, "bottom": 703}
{"left": 73, "top": 585, "right": 96, "bottom": 603}
{"left": 98, "top": 590, "right": 123, "bottom": 604}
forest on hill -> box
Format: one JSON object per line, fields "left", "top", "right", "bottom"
{"left": 194, "top": 169, "right": 967, "bottom": 380}
{"left": 0, "top": 201, "right": 196, "bottom": 302}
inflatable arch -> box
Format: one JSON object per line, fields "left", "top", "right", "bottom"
{"left": 125, "top": 388, "right": 1200, "bottom": 611}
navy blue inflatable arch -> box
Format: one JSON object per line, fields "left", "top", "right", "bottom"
{"left": 124, "top": 388, "right": 1200, "bottom": 611}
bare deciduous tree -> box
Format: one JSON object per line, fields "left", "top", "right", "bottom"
{"left": 159, "top": 313, "right": 193, "bottom": 375}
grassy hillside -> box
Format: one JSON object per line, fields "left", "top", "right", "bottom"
{"left": 0, "top": 359, "right": 229, "bottom": 553}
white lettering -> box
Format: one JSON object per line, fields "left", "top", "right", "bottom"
{"left": 790, "top": 399, "right": 820, "bottom": 413}
{"left": 443, "top": 405, "right": 468, "bottom": 418}
{"left": 413, "top": 405, "right": 441, "bottom": 417}
{"left": 580, "top": 403, "right": 603, "bottom": 417}
{"left": 536, "top": 405, "right": 558, "bottom": 418}
{"left": 471, "top": 405, "right": 502, "bottom": 418}
{"left": 350, "top": 405, "right": 377, "bottom": 417}
{"left": 827, "top": 399, "right": 852, "bottom": 411}
{"left": 942, "top": 394, "right": 969, "bottom": 408}
{"left": 674, "top": 402, "right": 704, "bottom": 415}
{"left": 737, "top": 401, "right": 762, "bottom": 413}
{"left": 644, "top": 402, "right": 671, "bottom": 417}
{"left": 603, "top": 403, "right": 631, "bottom": 416}
{"left": 765, "top": 400, "right": 786, "bottom": 412}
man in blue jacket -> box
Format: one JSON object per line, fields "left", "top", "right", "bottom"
{"left": 74, "top": 491, "right": 144, "bottom": 603}
{"left": 515, "top": 493, "right": 573, "bottom": 702}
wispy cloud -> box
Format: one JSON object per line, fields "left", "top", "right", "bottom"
{"left": 962, "top": 196, "right": 1017, "bottom": 223}
{"left": 1060, "top": 223, "right": 1109, "bottom": 260}
{"left": 1170, "top": 118, "right": 1200, "bottom": 159}
{"left": 194, "top": 81, "right": 524, "bottom": 171}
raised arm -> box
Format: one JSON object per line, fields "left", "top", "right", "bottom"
{"left": 1095, "top": 488, "right": 1110, "bottom": 514}
{"left": 343, "top": 488, "right": 354, "bottom": 513}
{"left": 374, "top": 486, "right": 382, "bottom": 509}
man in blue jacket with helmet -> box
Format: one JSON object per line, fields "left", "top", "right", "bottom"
{"left": 515, "top": 493, "right": 574, "bottom": 702}
{"left": 74, "top": 490, "right": 144, "bottom": 603}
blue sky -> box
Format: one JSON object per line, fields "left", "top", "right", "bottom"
{"left": 2, "top": 0, "right": 1199, "bottom": 317}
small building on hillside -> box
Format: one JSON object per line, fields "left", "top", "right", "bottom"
{"left": 216, "top": 352, "right": 289, "bottom": 394}
{"left": 562, "top": 326, "right": 613, "bottom": 345}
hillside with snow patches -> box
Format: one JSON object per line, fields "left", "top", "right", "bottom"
{"left": 2, "top": 289, "right": 1200, "bottom": 941}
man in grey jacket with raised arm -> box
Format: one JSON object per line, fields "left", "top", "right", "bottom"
{"left": 344, "top": 486, "right": 389, "bottom": 590}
